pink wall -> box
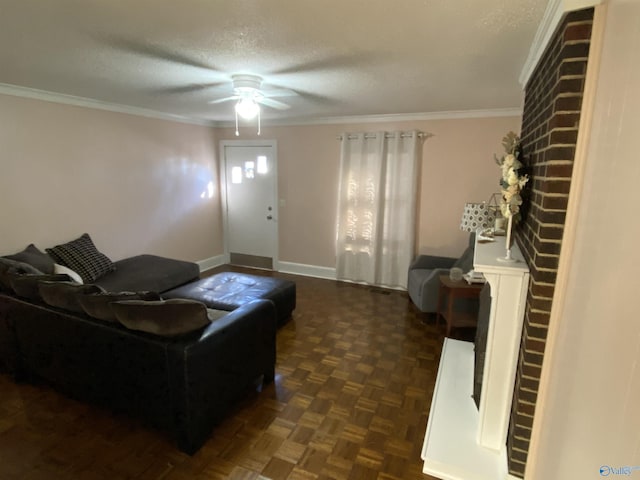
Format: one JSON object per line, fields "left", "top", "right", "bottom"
{"left": 0, "top": 92, "right": 519, "bottom": 270}
{"left": 217, "top": 115, "right": 521, "bottom": 267}
{"left": 0, "top": 94, "right": 222, "bottom": 262}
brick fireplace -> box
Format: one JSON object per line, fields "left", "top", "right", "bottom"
{"left": 507, "top": 8, "right": 594, "bottom": 478}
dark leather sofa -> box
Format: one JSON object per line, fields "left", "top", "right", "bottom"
{"left": 0, "top": 252, "right": 278, "bottom": 454}
{"left": 0, "top": 292, "right": 276, "bottom": 454}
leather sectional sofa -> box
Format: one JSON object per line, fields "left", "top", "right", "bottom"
{"left": 0, "top": 239, "right": 280, "bottom": 454}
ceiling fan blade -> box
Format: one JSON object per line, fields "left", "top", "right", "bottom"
{"left": 272, "top": 52, "right": 376, "bottom": 75}
{"left": 260, "top": 86, "right": 298, "bottom": 98}
{"left": 258, "top": 97, "right": 290, "bottom": 110}
{"left": 294, "top": 89, "right": 335, "bottom": 104}
{"left": 96, "top": 34, "right": 217, "bottom": 71}
{"left": 208, "top": 95, "right": 239, "bottom": 105}
{"left": 154, "top": 82, "right": 227, "bottom": 95}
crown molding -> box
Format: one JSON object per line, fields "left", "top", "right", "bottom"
{"left": 0, "top": 82, "right": 521, "bottom": 129}
{"left": 520, "top": 0, "right": 604, "bottom": 88}
{"left": 217, "top": 108, "right": 523, "bottom": 129}
{"left": 0, "top": 83, "right": 217, "bottom": 127}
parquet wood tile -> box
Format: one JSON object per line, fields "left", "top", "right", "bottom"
{"left": 0, "top": 267, "right": 453, "bottom": 479}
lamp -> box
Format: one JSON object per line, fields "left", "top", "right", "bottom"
{"left": 460, "top": 202, "right": 495, "bottom": 232}
{"left": 235, "top": 97, "right": 260, "bottom": 119}
{"left": 234, "top": 96, "right": 261, "bottom": 136}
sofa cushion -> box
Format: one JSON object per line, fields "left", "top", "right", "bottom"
{"left": 77, "top": 290, "right": 162, "bottom": 322}
{"left": 46, "top": 233, "right": 115, "bottom": 283}
{"left": 0, "top": 258, "right": 43, "bottom": 292}
{"left": 9, "top": 274, "right": 73, "bottom": 301}
{"left": 162, "top": 272, "right": 297, "bottom": 326}
{"left": 111, "top": 299, "right": 215, "bottom": 337}
{"left": 3, "top": 244, "right": 55, "bottom": 274}
{"left": 38, "top": 281, "right": 105, "bottom": 313}
{"left": 93, "top": 254, "right": 200, "bottom": 293}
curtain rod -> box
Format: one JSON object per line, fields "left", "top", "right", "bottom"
{"left": 337, "top": 132, "right": 432, "bottom": 140}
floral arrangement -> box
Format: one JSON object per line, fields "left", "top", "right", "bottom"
{"left": 495, "top": 131, "right": 529, "bottom": 221}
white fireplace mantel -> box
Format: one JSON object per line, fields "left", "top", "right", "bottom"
{"left": 421, "top": 237, "right": 530, "bottom": 480}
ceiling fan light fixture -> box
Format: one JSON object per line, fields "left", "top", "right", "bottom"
{"left": 235, "top": 97, "right": 260, "bottom": 120}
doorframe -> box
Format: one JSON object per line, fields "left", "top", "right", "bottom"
{"left": 219, "top": 139, "right": 279, "bottom": 271}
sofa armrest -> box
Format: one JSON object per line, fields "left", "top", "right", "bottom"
{"left": 409, "top": 255, "right": 457, "bottom": 271}
{"left": 187, "top": 299, "right": 276, "bottom": 357}
{"left": 168, "top": 299, "right": 277, "bottom": 454}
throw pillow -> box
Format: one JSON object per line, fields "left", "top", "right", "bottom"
{"left": 111, "top": 299, "right": 211, "bottom": 337}
{"left": 77, "top": 291, "right": 162, "bottom": 322}
{"left": 0, "top": 258, "right": 43, "bottom": 292}
{"left": 38, "top": 281, "right": 105, "bottom": 313}
{"left": 53, "top": 263, "right": 84, "bottom": 284}
{"left": 206, "top": 308, "right": 228, "bottom": 322}
{"left": 46, "top": 233, "right": 115, "bottom": 283}
{"left": 3, "top": 244, "right": 55, "bottom": 274}
{"left": 9, "top": 274, "right": 73, "bottom": 301}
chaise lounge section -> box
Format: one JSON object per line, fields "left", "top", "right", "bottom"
{"left": 0, "top": 235, "right": 293, "bottom": 454}
{"left": 163, "top": 271, "right": 297, "bottom": 327}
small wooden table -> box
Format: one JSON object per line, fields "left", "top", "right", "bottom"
{"left": 436, "top": 275, "right": 484, "bottom": 337}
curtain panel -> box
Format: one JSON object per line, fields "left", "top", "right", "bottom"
{"left": 335, "top": 131, "right": 422, "bottom": 289}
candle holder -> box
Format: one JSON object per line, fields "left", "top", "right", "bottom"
{"left": 497, "top": 214, "right": 518, "bottom": 263}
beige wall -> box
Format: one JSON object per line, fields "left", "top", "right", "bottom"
{"left": 0, "top": 94, "right": 222, "bottom": 262}
{"left": 217, "top": 115, "right": 521, "bottom": 267}
{"left": 0, "top": 91, "right": 519, "bottom": 269}
{"left": 527, "top": 2, "right": 640, "bottom": 478}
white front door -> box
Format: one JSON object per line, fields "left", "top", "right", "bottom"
{"left": 221, "top": 141, "right": 278, "bottom": 270}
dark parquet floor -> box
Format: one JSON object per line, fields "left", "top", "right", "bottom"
{"left": 0, "top": 266, "right": 466, "bottom": 480}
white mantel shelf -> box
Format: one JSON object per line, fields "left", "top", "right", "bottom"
{"left": 422, "top": 237, "right": 530, "bottom": 480}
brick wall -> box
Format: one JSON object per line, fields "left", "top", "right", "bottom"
{"left": 507, "top": 8, "right": 594, "bottom": 477}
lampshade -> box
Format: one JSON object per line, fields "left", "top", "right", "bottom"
{"left": 460, "top": 202, "right": 495, "bottom": 232}
{"left": 235, "top": 97, "right": 260, "bottom": 119}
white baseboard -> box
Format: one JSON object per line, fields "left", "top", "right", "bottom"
{"left": 196, "top": 257, "right": 337, "bottom": 281}
{"left": 197, "top": 254, "right": 226, "bottom": 273}
{"left": 277, "top": 261, "right": 336, "bottom": 280}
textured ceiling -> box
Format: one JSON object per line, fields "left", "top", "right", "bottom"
{"left": 0, "top": 0, "right": 548, "bottom": 124}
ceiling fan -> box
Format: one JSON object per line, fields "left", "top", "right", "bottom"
{"left": 208, "top": 74, "right": 296, "bottom": 135}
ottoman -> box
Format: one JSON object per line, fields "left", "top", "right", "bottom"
{"left": 162, "top": 272, "right": 296, "bottom": 326}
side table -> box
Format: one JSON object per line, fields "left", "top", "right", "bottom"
{"left": 436, "top": 274, "right": 484, "bottom": 337}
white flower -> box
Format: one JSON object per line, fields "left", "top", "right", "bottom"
{"left": 496, "top": 131, "right": 526, "bottom": 222}
{"left": 501, "top": 202, "right": 511, "bottom": 217}
{"left": 507, "top": 168, "right": 519, "bottom": 186}
{"left": 504, "top": 154, "right": 515, "bottom": 167}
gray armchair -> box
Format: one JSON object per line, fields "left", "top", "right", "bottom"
{"left": 408, "top": 233, "right": 476, "bottom": 312}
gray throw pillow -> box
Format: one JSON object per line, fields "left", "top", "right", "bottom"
{"left": 46, "top": 233, "right": 115, "bottom": 283}
{"left": 9, "top": 274, "right": 73, "bottom": 301}
{"left": 0, "top": 258, "right": 43, "bottom": 292}
{"left": 111, "top": 299, "right": 213, "bottom": 337}
{"left": 38, "top": 281, "right": 105, "bottom": 313}
{"left": 77, "top": 291, "right": 162, "bottom": 322}
{"left": 3, "top": 244, "right": 55, "bottom": 274}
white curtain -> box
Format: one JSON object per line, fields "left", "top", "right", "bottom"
{"left": 335, "top": 131, "right": 422, "bottom": 289}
